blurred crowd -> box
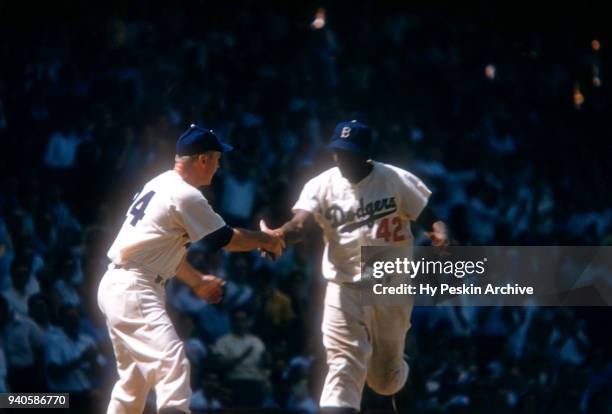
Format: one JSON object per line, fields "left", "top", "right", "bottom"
{"left": 0, "top": 1, "right": 610, "bottom": 413}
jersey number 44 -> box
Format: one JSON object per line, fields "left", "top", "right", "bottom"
{"left": 127, "top": 191, "right": 156, "bottom": 226}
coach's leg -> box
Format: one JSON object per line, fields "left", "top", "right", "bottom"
{"left": 153, "top": 328, "right": 191, "bottom": 413}
{"left": 320, "top": 283, "right": 371, "bottom": 412}
{"left": 106, "top": 327, "right": 150, "bottom": 414}
{"left": 99, "top": 271, "right": 191, "bottom": 413}
{"left": 365, "top": 304, "right": 412, "bottom": 396}
{"left": 99, "top": 271, "right": 152, "bottom": 414}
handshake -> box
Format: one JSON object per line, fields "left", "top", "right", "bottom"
{"left": 192, "top": 218, "right": 448, "bottom": 304}
{"left": 259, "top": 219, "right": 285, "bottom": 260}
{"left": 190, "top": 219, "right": 287, "bottom": 305}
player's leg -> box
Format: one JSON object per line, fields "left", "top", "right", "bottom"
{"left": 320, "top": 283, "right": 371, "bottom": 413}
{"left": 365, "top": 304, "right": 412, "bottom": 396}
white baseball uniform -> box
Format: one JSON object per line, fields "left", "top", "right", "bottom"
{"left": 293, "top": 161, "right": 431, "bottom": 410}
{"left": 98, "top": 170, "right": 226, "bottom": 414}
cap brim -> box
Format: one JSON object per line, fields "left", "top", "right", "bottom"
{"left": 220, "top": 143, "right": 233, "bottom": 152}
{"left": 327, "top": 140, "right": 367, "bottom": 154}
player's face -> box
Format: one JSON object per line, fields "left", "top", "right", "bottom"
{"left": 333, "top": 150, "right": 369, "bottom": 180}
{"left": 200, "top": 151, "right": 221, "bottom": 185}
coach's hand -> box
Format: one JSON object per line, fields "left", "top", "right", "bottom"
{"left": 193, "top": 275, "right": 225, "bottom": 304}
{"left": 259, "top": 219, "right": 285, "bottom": 260}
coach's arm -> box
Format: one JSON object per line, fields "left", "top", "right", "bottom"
{"left": 175, "top": 257, "right": 225, "bottom": 303}
{"left": 225, "top": 227, "right": 285, "bottom": 256}
{"left": 200, "top": 224, "right": 284, "bottom": 257}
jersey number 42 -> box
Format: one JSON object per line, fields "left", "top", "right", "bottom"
{"left": 376, "top": 216, "right": 406, "bottom": 242}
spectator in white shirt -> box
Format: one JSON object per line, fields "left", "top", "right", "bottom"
{"left": 45, "top": 305, "right": 104, "bottom": 413}
{"left": 43, "top": 129, "right": 83, "bottom": 169}
{"left": 52, "top": 252, "right": 81, "bottom": 308}
{"left": 28, "top": 294, "right": 62, "bottom": 339}
{"left": 219, "top": 164, "right": 257, "bottom": 227}
{"left": 0, "top": 296, "right": 45, "bottom": 392}
{"left": 2, "top": 256, "right": 38, "bottom": 317}
{"left": 213, "top": 309, "right": 268, "bottom": 408}
{"left": 0, "top": 217, "right": 13, "bottom": 291}
{"left": 0, "top": 342, "right": 8, "bottom": 393}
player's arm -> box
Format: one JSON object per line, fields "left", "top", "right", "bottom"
{"left": 425, "top": 220, "right": 449, "bottom": 246}
{"left": 415, "top": 199, "right": 449, "bottom": 246}
{"left": 175, "top": 256, "right": 225, "bottom": 303}
{"left": 260, "top": 209, "right": 315, "bottom": 245}
{"left": 395, "top": 171, "right": 449, "bottom": 247}
{"left": 419, "top": 206, "right": 449, "bottom": 247}
{"left": 260, "top": 174, "right": 320, "bottom": 245}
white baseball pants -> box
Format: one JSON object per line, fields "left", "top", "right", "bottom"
{"left": 320, "top": 281, "right": 412, "bottom": 410}
{"left": 98, "top": 267, "right": 191, "bottom": 414}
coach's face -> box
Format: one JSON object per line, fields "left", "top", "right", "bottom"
{"left": 199, "top": 151, "right": 221, "bottom": 186}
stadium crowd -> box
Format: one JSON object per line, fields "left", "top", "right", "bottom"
{"left": 0, "top": 2, "right": 610, "bottom": 413}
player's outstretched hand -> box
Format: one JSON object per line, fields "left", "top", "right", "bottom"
{"left": 425, "top": 220, "right": 449, "bottom": 247}
{"left": 259, "top": 219, "right": 285, "bottom": 260}
{"left": 193, "top": 275, "right": 225, "bottom": 304}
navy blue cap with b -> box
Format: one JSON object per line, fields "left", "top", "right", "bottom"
{"left": 327, "top": 120, "right": 373, "bottom": 155}
{"left": 176, "top": 124, "right": 233, "bottom": 156}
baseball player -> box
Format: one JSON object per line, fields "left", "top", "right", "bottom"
{"left": 261, "top": 120, "right": 447, "bottom": 414}
{"left": 97, "top": 124, "right": 284, "bottom": 414}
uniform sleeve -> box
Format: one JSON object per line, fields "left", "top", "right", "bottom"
{"left": 175, "top": 192, "right": 226, "bottom": 242}
{"left": 292, "top": 176, "right": 322, "bottom": 215}
{"left": 397, "top": 171, "right": 432, "bottom": 221}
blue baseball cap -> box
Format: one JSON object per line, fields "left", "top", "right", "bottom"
{"left": 327, "top": 120, "right": 373, "bottom": 155}
{"left": 176, "top": 124, "right": 233, "bottom": 156}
